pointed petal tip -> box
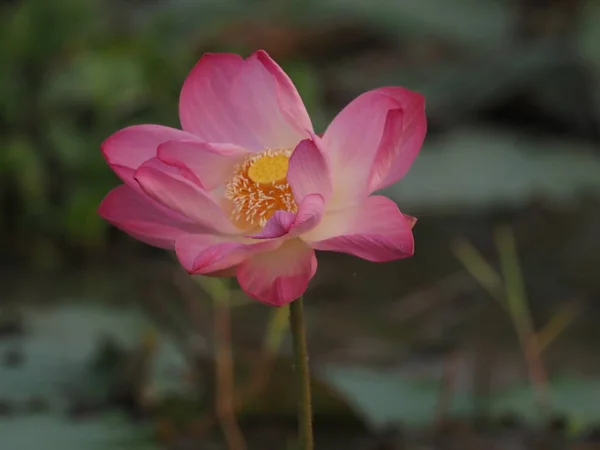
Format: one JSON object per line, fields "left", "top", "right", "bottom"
{"left": 305, "top": 195, "right": 415, "bottom": 262}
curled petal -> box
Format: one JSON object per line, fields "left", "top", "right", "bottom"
{"left": 322, "top": 87, "right": 426, "bottom": 208}
{"left": 251, "top": 211, "right": 295, "bottom": 240}
{"left": 303, "top": 195, "right": 414, "bottom": 262}
{"left": 134, "top": 161, "right": 239, "bottom": 234}
{"left": 101, "top": 125, "right": 199, "bottom": 187}
{"left": 251, "top": 194, "right": 324, "bottom": 239}
{"left": 368, "top": 91, "right": 426, "bottom": 192}
{"left": 175, "top": 234, "right": 280, "bottom": 275}
{"left": 292, "top": 194, "right": 326, "bottom": 235}
{"left": 288, "top": 136, "right": 332, "bottom": 203}
{"left": 237, "top": 239, "right": 317, "bottom": 306}
{"left": 158, "top": 140, "right": 249, "bottom": 190}
{"left": 98, "top": 185, "right": 201, "bottom": 249}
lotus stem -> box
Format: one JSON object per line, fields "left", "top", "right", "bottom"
{"left": 289, "top": 296, "right": 314, "bottom": 450}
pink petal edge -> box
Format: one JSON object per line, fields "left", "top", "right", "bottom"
{"left": 98, "top": 185, "right": 201, "bottom": 249}
{"left": 101, "top": 124, "right": 199, "bottom": 187}
{"left": 134, "top": 161, "right": 239, "bottom": 234}
{"left": 178, "top": 53, "right": 264, "bottom": 149}
{"left": 303, "top": 195, "right": 415, "bottom": 262}
{"left": 175, "top": 234, "right": 280, "bottom": 274}
{"left": 253, "top": 50, "right": 313, "bottom": 139}
{"left": 178, "top": 51, "right": 313, "bottom": 151}
{"left": 158, "top": 140, "right": 249, "bottom": 190}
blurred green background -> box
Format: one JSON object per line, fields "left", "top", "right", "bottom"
{"left": 1, "top": 0, "right": 600, "bottom": 449}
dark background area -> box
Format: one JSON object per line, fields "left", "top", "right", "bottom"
{"left": 1, "top": 0, "right": 600, "bottom": 449}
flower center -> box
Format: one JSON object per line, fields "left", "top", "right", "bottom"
{"left": 224, "top": 148, "right": 297, "bottom": 228}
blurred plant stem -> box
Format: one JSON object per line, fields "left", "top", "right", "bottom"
{"left": 198, "top": 277, "right": 247, "bottom": 450}
{"left": 237, "top": 304, "right": 289, "bottom": 406}
{"left": 289, "top": 296, "right": 314, "bottom": 450}
{"left": 453, "top": 238, "right": 580, "bottom": 355}
{"left": 451, "top": 239, "right": 504, "bottom": 304}
{"left": 189, "top": 299, "right": 289, "bottom": 438}
{"left": 453, "top": 231, "right": 553, "bottom": 415}
{"left": 494, "top": 226, "right": 551, "bottom": 414}
{"left": 536, "top": 299, "right": 583, "bottom": 352}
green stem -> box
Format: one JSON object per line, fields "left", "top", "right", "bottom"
{"left": 289, "top": 296, "right": 314, "bottom": 450}
{"left": 495, "top": 227, "right": 551, "bottom": 413}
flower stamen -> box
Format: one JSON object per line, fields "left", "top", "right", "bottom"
{"left": 225, "top": 148, "right": 297, "bottom": 228}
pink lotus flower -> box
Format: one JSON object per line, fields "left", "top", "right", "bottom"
{"left": 99, "top": 50, "right": 426, "bottom": 306}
